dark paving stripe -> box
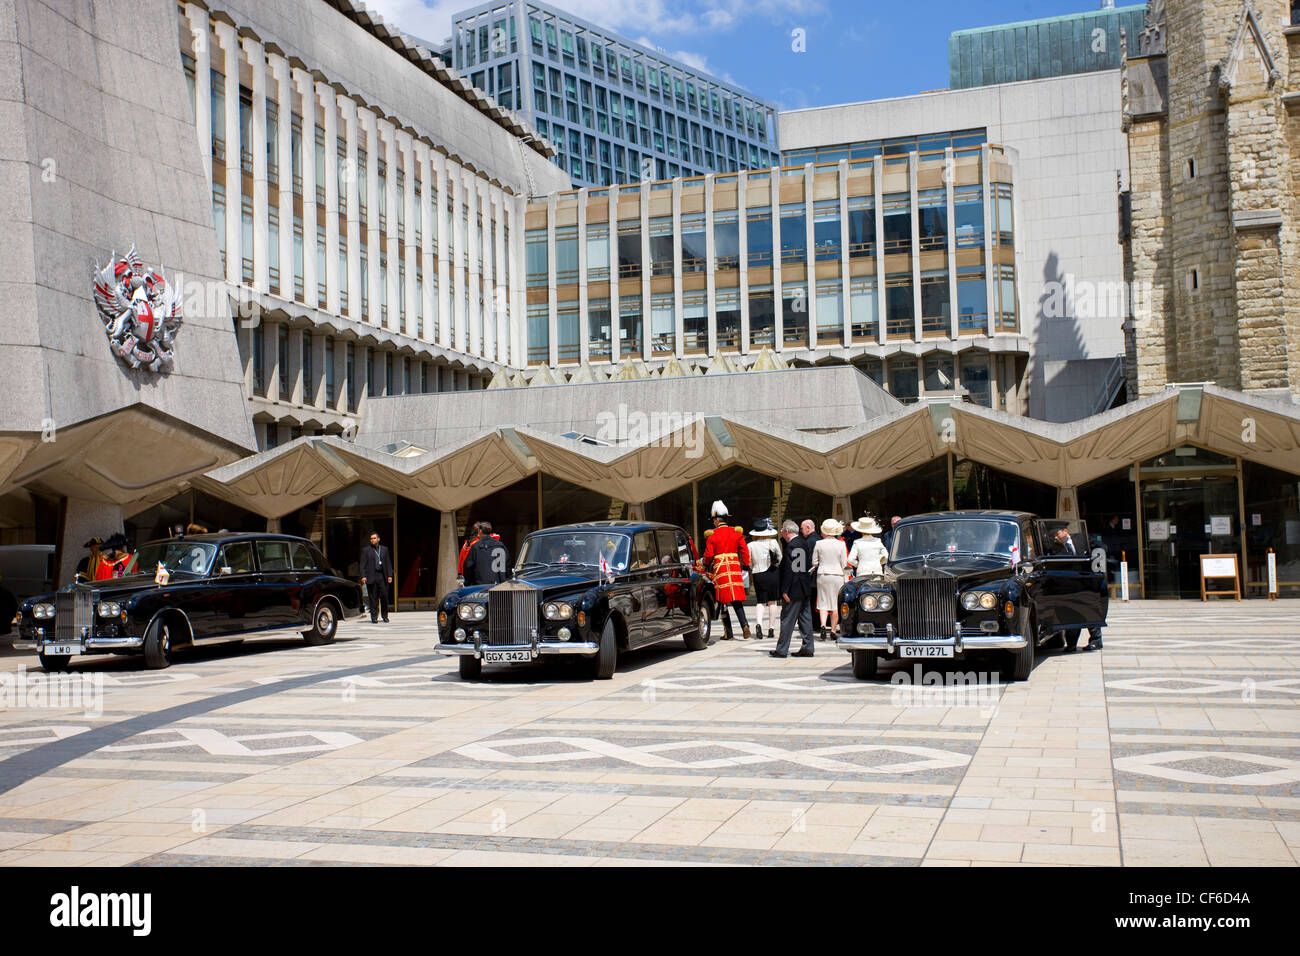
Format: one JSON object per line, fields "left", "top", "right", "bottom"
{"left": 0, "top": 817, "right": 86, "bottom": 834}
{"left": 153, "top": 823, "right": 920, "bottom": 867}
{"left": 1118, "top": 802, "right": 1300, "bottom": 822}
{"left": 0, "top": 654, "right": 436, "bottom": 797}
{"left": 367, "top": 774, "right": 951, "bottom": 806}
{"left": 42, "top": 768, "right": 252, "bottom": 784}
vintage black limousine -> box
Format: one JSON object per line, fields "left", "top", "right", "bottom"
{"left": 837, "top": 511, "right": 1107, "bottom": 681}
{"left": 436, "top": 521, "right": 715, "bottom": 680}
{"left": 14, "top": 533, "right": 362, "bottom": 670}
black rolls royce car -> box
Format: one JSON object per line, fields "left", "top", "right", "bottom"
{"left": 436, "top": 521, "right": 715, "bottom": 680}
{"left": 837, "top": 511, "right": 1107, "bottom": 681}
{"left": 14, "top": 533, "right": 362, "bottom": 671}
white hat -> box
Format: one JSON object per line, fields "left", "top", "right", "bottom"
{"left": 851, "top": 515, "right": 883, "bottom": 535}
{"left": 821, "top": 518, "right": 844, "bottom": 537}
{"left": 711, "top": 500, "right": 729, "bottom": 517}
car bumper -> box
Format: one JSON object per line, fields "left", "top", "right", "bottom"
{"left": 837, "top": 624, "right": 1027, "bottom": 654}
{"left": 15, "top": 635, "right": 143, "bottom": 653}
{"left": 435, "top": 640, "right": 600, "bottom": 659}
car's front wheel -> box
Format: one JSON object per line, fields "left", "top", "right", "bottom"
{"left": 684, "top": 603, "right": 711, "bottom": 650}
{"left": 303, "top": 600, "right": 338, "bottom": 645}
{"left": 459, "top": 655, "right": 482, "bottom": 680}
{"left": 143, "top": 619, "right": 174, "bottom": 670}
{"left": 590, "top": 619, "right": 617, "bottom": 679}
{"left": 851, "top": 650, "right": 878, "bottom": 680}
{"left": 38, "top": 651, "right": 70, "bottom": 672}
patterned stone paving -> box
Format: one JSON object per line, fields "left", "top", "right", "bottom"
{"left": 0, "top": 603, "right": 1297, "bottom": 866}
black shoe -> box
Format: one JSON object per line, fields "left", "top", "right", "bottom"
{"left": 792, "top": 649, "right": 815, "bottom": 658}
{"left": 1089, "top": 638, "right": 1103, "bottom": 650}
{"left": 370, "top": 618, "right": 379, "bottom": 624}
{"left": 1064, "top": 645, "right": 1077, "bottom": 654}
{"left": 769, "top": 650, "right": 788, "bottom": 658}
{"left": 767, "top": 628, "right": 775, "bottom": 640}
{"left": 382, "top": 617, "right": 391, "bottom": 623}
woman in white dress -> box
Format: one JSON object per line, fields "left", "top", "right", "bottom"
{"left": 847, "top": 515, "right": 889, "bottom": 577}
{"left": 747, "top": 518, "right": 782, "bottom": 641}
{"left": 811, "top": 518, "right": 850, "bottom": 640}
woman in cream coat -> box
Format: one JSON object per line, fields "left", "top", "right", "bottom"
{"left": 811, "top": 518, "right": 850, "bottom": 640}
{"left": 847, "top": 515, "right": 889, "bottom": 577}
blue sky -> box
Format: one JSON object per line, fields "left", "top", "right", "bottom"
{"left": 366, "top": 0, "right": 1136, "bottom": 108}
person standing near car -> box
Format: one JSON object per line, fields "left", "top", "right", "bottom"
{"left": 773, "top": 519, "right": 815, "bottom": 658}
{"left": 464, "top": 521, "right": 511, "bottom": 586}
{"left": 360, "top": 531, "right": 393, "bottom": 623}
{"left": 747, "top": 518, "right": 782, "bottom": 640}
{"left": 1048, "top": 523, "right": 1103, "bottom": 651}
{"left": 701, "top": 501, "right": 751, "bottom": 640}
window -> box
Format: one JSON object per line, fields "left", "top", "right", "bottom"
{"left": 528, "top": 302, "right": 548, "bottom": 363}
{"left": 957, "top": 265, "right": 987, "bottom": 332}
{"left": 526, "top": 228, "right": 548, "bottom": 286}
{"left": 346, "top": 342, "right": 356, "bottom": 409}
{"left": 256, "top": 540, "right": 292, "bottom": 572}
{"left": 557, "top": 300, "right": 579, "bottom": 361}
{"left": 252, "top": 323, "right": 265, "bottom": 393}
{"left": 746, "top": 206, "right": 772, "bottom": 266}
{"left": 782, "top": 284, "right": 808, "bottom": 348}
{"left": 850, "top": 277, "right": 877, "bottom": 340}
{"left": 812, "top": 200, "right": 840, "bottom": 261}
{"left": 994, "top": 264, "right": 1017, "bottom": 331}
{"left": 217, "top": 541, "right": 255, "bottom": 575}
{"left": 617, "top": 219, "right": 641, "bottom": 277}
{"left": 717, "top": 291, "right": 738, "bottom": 356}
{"left": 650, "top": 293, "right": 674, "bottom": 355}
{"left": 747, "top": 284, "right": 774, "bottom": 349}
{"left": 953, "top": 185, "right": 983, "bottom": 248}
{"left": 290, "top": 542, "right": 320, "bottom": 572}
{"left": 847, "top": 197, "right": 875, "bottom": 258}
{"left": 816, "top": 280, "right": 842, "bottom": 345}
{"left": 555, "top": 224, "right": 578, "bottom": 283}
{"left": 301, "top": 330, "right": 313, "bottom": 399}
{"left": 882, "top": 194, "right": 910, "bottom": 254}
{"left": 779, "top": 203, "right": 806, "bottom": 263}
{"left": 885, "top": 273, "right": 913, "bottom": 338}
{"left": 713, "top": 209, "right": 739, "bottom": 269}
{"left": 588, "top": 297, "right": 611, "bottom": 359}
{"left": 917, "top": 189, "right": 947, "bottom": 251}
{"left": 993, "top": 184, "right": 1013, "bottom": 246}
{"left": 649, "top": 216, "right": 673, "bottom": 276}
{"left": 961, "top": 353, "right": 991, "bottom": 407}
{"left": 889, "top": 356, "right": 919, "bottom": 403}
{"left": 682, "top": 291, "right": 707, "bottom": 353}
{"left": 325, "top": 337, "right": 335, "bottom": 404}
{"left": 586, "top": 223, "right": 609, "bottom": 279}
{"left": 277, "top": 325, "right": 290, "bottom": 399}
{"left": 631, "top": 531, "right": 656, "bottom": 569}
{"left": 920, "top": 270, "right": 950, "bottom": 335}
{"left": 620, "top": 295, "right": 642, "bottom": 354}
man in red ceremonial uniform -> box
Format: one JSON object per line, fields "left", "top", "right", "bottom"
{"left": 701, "top": 500, "right": 751, "bottom": 640}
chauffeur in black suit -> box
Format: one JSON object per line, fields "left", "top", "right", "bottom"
{"left": 360, "top": 531, "right": 393, "bottom": 623}
{"left": 1048, "top": 523, "right": 1102, "bottom": 651}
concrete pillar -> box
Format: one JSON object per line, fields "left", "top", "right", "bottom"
{"left": 241, "top": 35, "right": 268, "bottom": 291}
{"left": 213, "top": 20, "right": 241, "bottom": 285}
{"left": 269, "top": 55, "right": 293, "bottom": 298}
{"left": 1056, "top": 486, "right": 1079, "bottom": 521}
{"left": 380, "top": 116, "right": 399, "bottom": 331}
{"left": 399, "top": 131, "right": 417, "bottom": 340}
{"left": 292, "top": 67, "right": 319, "bottom": 308}
{"left": 320, "top": 80, "right": 340, "bottom": 314}
{"left": 59, "top": 499, "right": 124, "bottom": 588}
{"left": 340, "top": 94, "right": 360, "bottom": 321}
{"left": 417, "top": 143, "right": 436, "bottom": 345}
{"left": 182, "top": 4, "right": 212, "bottom": 186}
{"left": 437, "top": 510, "right": 459, "bottom": 597}
{"left": 626, "top": 502, "right": 646, "bottom": 521}
{"left": 360, "top": 108, "right": 380, "bottom": 324}
{"left": 266, "top": 516, "right": 282, "bottom": 532}
{"left": 832, "top": 495, "right": 853, "bottom": 525}
{"left": 435, "top": 152, "right": 451, "bottom": 349}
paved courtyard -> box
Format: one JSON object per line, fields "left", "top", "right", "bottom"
{"left": 0, "top": 601, "right": 1297, "bottom": 867}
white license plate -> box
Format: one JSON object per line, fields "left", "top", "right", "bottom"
{"left": 43, "top": 644, "right": 81, "bottom": 656}
{"left": 484, "top": 649, "right": 532, "bottom": 663}
{"left": 899, "top": 645, "right": 954, "bottom": 658}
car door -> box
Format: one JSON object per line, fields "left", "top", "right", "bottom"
{"left": 289, "top": 541, "right": 324, "bottom": 626}
{"left": 1032, "top": 519, "right": 1107, "bottom": 629}
{"left": 626, "top": 531, "right": 660, "bottom": 648}
{"left": 204, "top": 540, "right": 259, "bottom": 637}
{"left": 255, "top": 538, "right": 299, "bottom": 628}
{"left": 655, "top": 528, "right": 692, "bottom": 636}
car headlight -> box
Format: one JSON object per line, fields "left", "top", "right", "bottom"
{"left": 97, "top": 602, "right": 121, "bottom": 618}
{"left": 453, "top": 628, "right": 467, "bottom": 642}
{"left": 457, "top": 603, "right": 486, "bottom": 621}
{"left": 979, "top": 592, "right": 997, "bottom": 610}
{"left": 32, "top": 604, "right": 55, "bottom": 620}
{"left": 859, "top": 594, "right": 878, "bottom": 611}
{"left": 543, "top": 602, "right": 573, "bottom": 621}
{"left": 961, "top": 592, "right": 979, "bottom": 610}
{"left": 879, "top": 594, "right": 893, "bottom": 610}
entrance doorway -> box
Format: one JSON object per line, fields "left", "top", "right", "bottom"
{"left": 1137, "top": 449, "right": 1242, "bottom": 599}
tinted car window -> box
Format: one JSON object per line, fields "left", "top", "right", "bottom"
{"left": 218, "top": 542, "right": 255, "bottom": 574}
{"left": 656, "top": 529, "right": 681, "bottom": 565}
{"left": 631, "top": 531, "right": 657, "bottom": 569}
{"left": 291, "top": 542, "right": 320, "bottom": 571}
{"left": 257, "top": 540, "right": 292, "bottom": 572}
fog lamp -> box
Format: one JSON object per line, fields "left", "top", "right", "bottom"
{"left": 557, "top": 627, "right": 572, "bottom": 641}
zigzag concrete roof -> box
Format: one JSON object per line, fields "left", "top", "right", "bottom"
{"left": 193, "top": 371, "right": 1300, "bottom": 519}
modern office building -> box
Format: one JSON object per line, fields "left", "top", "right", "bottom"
{"left": 445, "top": 0, "right": 780, "bottom": 187}
{"left": 521, "top": 139, "right": 1029, "bottom": 414}
{"left": 780, "top": 70, "right": 1131, "bottom": 423}
{"left": 949, "top": 3, "right": 1148, "bottom": 89}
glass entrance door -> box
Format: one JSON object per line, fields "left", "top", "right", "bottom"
{"left": 1138, "top": 449, "right": 1241, "bottom": 598}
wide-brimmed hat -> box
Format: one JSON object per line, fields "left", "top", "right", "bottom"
{"left": 82, "top": 536, "right": 104, "bottom": 549}
{"left": 851, "top": 515, "right": 883, "bottom": 535}
{"left": 750, "top": 518, "right": 778, "bottom": 538}
{"left": 102, "top": 532, "right": 131, "bottom": 551}
{"left": 820, "top": 518, "right": 843, "bottom": 537}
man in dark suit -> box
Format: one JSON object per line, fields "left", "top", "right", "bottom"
{"left": 463, "top": 521, "right": 510, "bottom": 586}
{"left": 773, "top": 519, "right": 816, "bottom": 658}
{"left": 1047, "top": 523, "right": 1103, "bottom": 652}
{"left": 359, "top": 531, "right": 393, "bottom": 623}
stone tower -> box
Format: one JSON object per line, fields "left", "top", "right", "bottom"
{"left": 1121, "top": 0, "right": 1300, "bottom": 400}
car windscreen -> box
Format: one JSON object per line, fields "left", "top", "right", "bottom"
{"left": 891, "top": 519, "right": 1020, "bottom": 562}
{"left": 126, "top": 541, "right": 218, "bottom": 577}
{"left": 516, "top": 531, "right": 631, "bottom": 571}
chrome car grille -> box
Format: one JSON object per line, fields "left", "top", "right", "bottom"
{"left": 488, "top": 588, "right": 537, "bottom": 646}
{"left": 896, "top": 576, "right": 957, "bottom": 640}
{"left": 55, "top": 585, "right": 93, "bottom": 643}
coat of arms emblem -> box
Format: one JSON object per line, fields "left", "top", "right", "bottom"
{"left": 92, "top": 245, "right": 183, "bottom": 371}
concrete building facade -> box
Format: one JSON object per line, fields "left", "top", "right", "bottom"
{"left": 1121, "top": 0, "right": 1300, "bottom": 402}
{"left": 446, "top": 0, "right": 779, "bottom": 187}
{"left": 780, "top": 72, "right": 1131, "bottom": 423}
